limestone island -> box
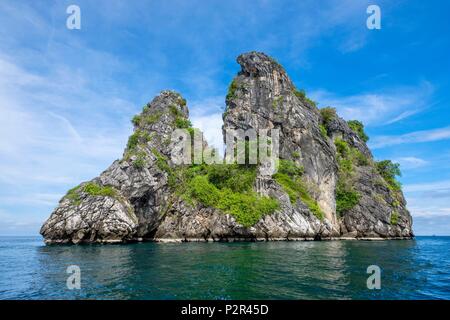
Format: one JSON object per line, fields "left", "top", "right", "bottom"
{"left": 41, "top": 52, "right": 413, "bottom": 244}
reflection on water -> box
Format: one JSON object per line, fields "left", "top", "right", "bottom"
{"left": 0, "top": 236, "right": 449, "bottom": 299}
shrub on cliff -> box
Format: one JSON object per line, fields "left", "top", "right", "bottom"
{"left": 155, "top": 159, "right": 279, "bottom": 227}
{"left": 319, "top": 107, "right": 337, "bottom": 138}
{"left": 226, "top": 79, "right": 238, "bottom": 101}
{"left": 347, "top": 120, "right": 369, "bottom": 143}
{"left": 390, "top": 211, "right": 399, "bottom": 225}
{"left": 320, "top": 107, "right": 337, "bottom": 125}
{"left": 375, "top": 160, "right": 402, "bottom": 192}
{"left": 336, "top": 182, "right": 360, "bottom": 216}
{"left": 293, "top": 89, "right": 317, "bottom": 107}
{"left": 83, "top": 183, "right": 117, "bottom": 198}
{"left": 273, "top": 160, "right": 324, "bottom": 220}
{"left": 334, "top": 138, "right": 363, "bottom": 215}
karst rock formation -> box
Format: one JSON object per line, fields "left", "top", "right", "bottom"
{"left": 41, "top": 52, "right": 413, "bottom": 243}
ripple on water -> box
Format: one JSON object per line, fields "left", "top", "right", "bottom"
{"left": 0, "top": 236, "right": 449, "bottom": 300}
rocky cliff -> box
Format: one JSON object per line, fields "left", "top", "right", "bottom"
{"left": 40, "top": 52, "right": 413, "bottom": 244}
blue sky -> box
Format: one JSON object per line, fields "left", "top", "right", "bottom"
{"left": 0, "top": 0, "right": 449, "bottom": 236}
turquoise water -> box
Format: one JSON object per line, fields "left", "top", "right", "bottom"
{"left": 0, "top": 236, "right": 449, "bottom": 300}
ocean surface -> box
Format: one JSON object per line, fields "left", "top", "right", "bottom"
{"left": 0, "top": 236, "right": 449, "bottom": 300}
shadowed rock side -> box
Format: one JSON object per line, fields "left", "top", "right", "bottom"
{"left": 40, "top": 52, "right": 413, "bottom": 244}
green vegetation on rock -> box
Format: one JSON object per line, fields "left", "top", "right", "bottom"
{"left": 336, "top": 182, "right": 360, "bottom": 216}
{"left": 147, "top": 146, "right": 279, "bottom": 227}
{"left": 320, "top": 107, "right": 337, "bottom": 125}
{"left": 334, "top": 138, "right": 363, "bottom": 216}
{"left": 293, "top": 89, "right": 317, "bottom": 107}
{"left": 178, "top": 97, "right": 187, "bottom": 107}
{"left": 83, "top": 182, "right": 117, "bottom": 198}
{"left": 272, "top": 96, "right": 284, "bottom": 109}
{"left": 334, "top": 138, "right": 369, "bottom": 166}
{"left": 144, "top": 111, "right": 163, "bottom": 125}
{"left": 127, "top": 132, "right": 140, "bottom": 151}
{"left": 151, "top": 148, "right": 176, "bottom": 186}
{"left": 334, "top": 137, "right": 403, "bottom": 217}
{"left": 125, "top": 130, "right": 153, "bottom": 160}
{"left": 319, "top": 107, "right": 337, "bottom": 138}
{"left": 174, "top": 118, "right": 192, "bottom": 129}
{"left": 319, "top": 124, "right": 328, "bottom": 139}
{"left": 347, "top": 120, "right": 369, "bottom": 143}
{"left": 64, "top": 182, "right": 118, "bottom": 205}
{"left": 178, "top": 164, "right": 278, "bottom": 227}
{"left": 375, "top": 160, "right": 402, "bottom": 192}
{"left": 391, "top": 211, "right": 399, "bottom": 225}
{"left": 65, "top": 185, "right": 82, "bottom": 205}
{"left": 132, "top": 114, "right": 142, "bottom": 126}
{"left": 169, "top": 104, "right": 183, "bottom": 117}
{"left": 226, "top": 79, "right": 238, "bottom": 101}
{"left": 273, "top": 160, "right": 324, "bottom": 220}
{"left": 132, "top": 151, "right": 147, "bottom": 169}
{"left": 169, "top": 104, "right": 192, "bottom": 129}
{"left": 130, "top": 109, "right": 163, "bottom": 127}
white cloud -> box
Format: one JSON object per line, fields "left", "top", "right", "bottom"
{"left": 403, "top": 179, "right": 450, "bottom": 227}
{"left": 189, "top": 96, "right": 225, "bottom": 155}
{"left": 412, "top": 215, "right": 450, "bottom": 236}
{"left": 0, "top": 209, "right": 44, "bottom": 235}
{"left": 393, "top": 157, "right": 428, "bottom": 169}
{"left": 384, "top": 110, "right": 421, "bottom": 125}
{"left": 370, "top": 126, "right": 450, "bottom": 149}
{"left": 310, "top": 82, "right": 433, "bottom": 126}
{"left": 408, "top": 206, "right": 450, "bottom": 218}
{"left": 0, "top": 51, "right": 134, "bottom": 232}
{"left": 404, "top": 179, "right": 450, "bottom": 193}
{"left": 0, "top": 193, "right": 62, "bottom": 207}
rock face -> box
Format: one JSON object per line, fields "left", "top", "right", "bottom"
{"left": 40, "top": 52, "right": 413, "bottom": 244}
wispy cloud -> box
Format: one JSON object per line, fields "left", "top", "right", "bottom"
{"left": 370, "top": 126, "right": 450, "bottom": 149}
{"left": 412, "top": 215, "right": 450, "bottom": 236}
{"left": 409, "top": 207, "right": 450, "bottom": 218}
{"left": 0, "top": 209, "right": 44, "bottom": 235}
{"left": 310, "top": 82, "right": 433, "bottom": 126}
{"left": 0, "top": 47, "right": 134, "bottom": 232}
{"left": 404, "top": 179, "right": 450, "bottom": 193}
{"left": 0, "top": 0, "right": 449, "bottom": 237}
{"left": 393, "top": 157, "right": 429, "bottom": 169}
{"left": 403, "top": 179, "right": 450, "bottom": 223}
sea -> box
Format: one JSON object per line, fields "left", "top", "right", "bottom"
{"left": 0, "top": 236, "right": 449, "bottom": 300}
